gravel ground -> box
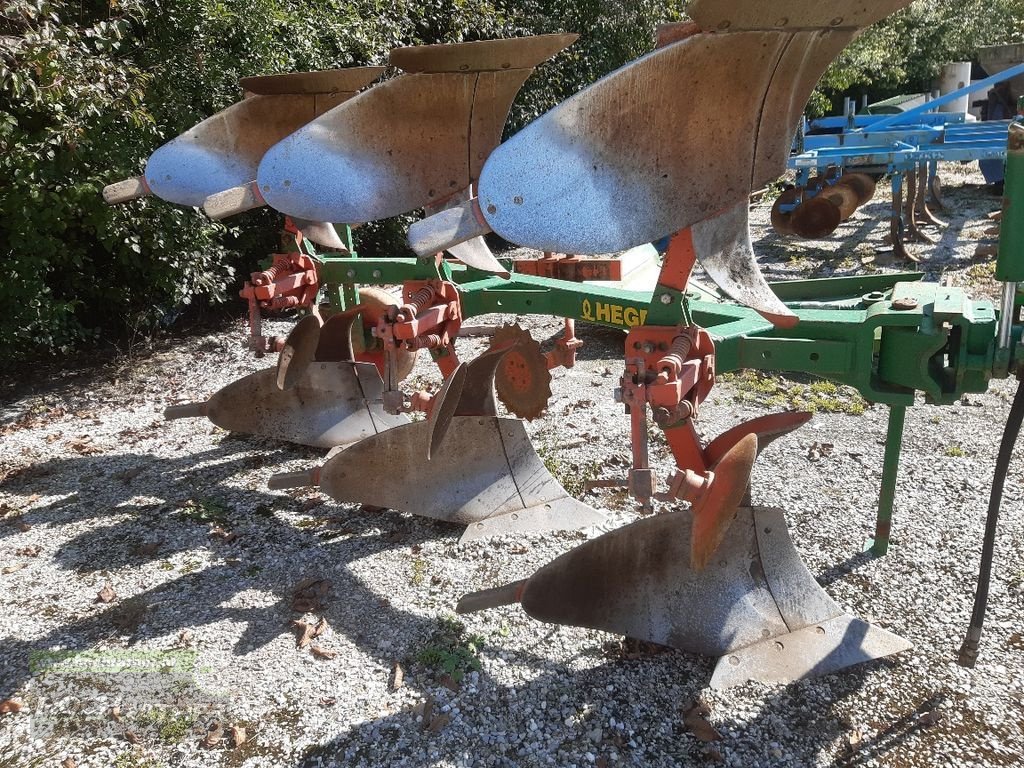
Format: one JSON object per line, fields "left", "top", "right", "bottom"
{"left": 1, "top": 163, "right": 1023, "bottom": 768}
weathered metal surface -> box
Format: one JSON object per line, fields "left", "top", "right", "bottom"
{"left": 837, "top": 172, "right": 877, "bottom": 205}
{"left": 408, "top": 198, "right": 493, "bottom": 259}
{"left": 258, "top": 37, "right": 569, "bottom": 224}
{"left": 203, "top": 181, "right": 264, "bottom": 219}
{"left": 389, "top": 34, "right": 576, "bottom": 73}
{"left": 239, "top": 68, "right": 383, "bottom": 95}
{"left": 753, "top": 31, "right": 852, "bottom": 188}
{"left": 790, "top": 195, "right": 841, "bottom": 238}
{"left": 458, "top": 506, "right": 911, "bottom": 686}
{"left": 477, "top": 32, "right": 786, "bottom": 253}
{"left": 687, "top": 0, "right": 912, "bottom": 32}
{"left": 165, "top": 362, "right": 407, "bottom": 448}
{"left": 491, "top": 323, "right": 552, "bottom": 420}
{"left": 102, "top": 176, "right": 150, "bottom": 205}
{"left": 314, "top": 415, "right": 604, "bottom": 539}
{"left": 290, "top": 218, "right": 348, "bottom": 251}
{"left": 276, "top": 315, "right": 322, "bottom": 390}
{"left": 703, "top": 411, "right": 812, "bottom": 466}
{"left": 144, "top": 93, "right": 342, "bottom": 207}
{"left": 692, "top": 202, "right": 797, "bottom": 327}
{"left": 427, "top": 362, "right": 468, "bottom": 460}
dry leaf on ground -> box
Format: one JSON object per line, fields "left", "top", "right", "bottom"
{"left": 0, "top": 698, "right": 23, "bottom": 714}
{"left": 202, "top": 720, "right": 224, "bottom": 748}
{"left": 291, "top": 577, "right": 332, "bottom": 612}
{"left": 390, "top": 662, "right": 404, "bottom": 691}
{"left": 96, "top": 584, "right": 117, "bottom": 603}
{"left": 291, "top": 620, "right": 314, "bottom": 648}
{"left": 311, "top": 645, "right": 337, "bottom": 660}
{"left": 229, "top": 725, "right": 247, "bottom": 748}
{"left": 682, "top": 701, "right": 722, "bottom": 742}
{"left": 2, "top": 563, "right": 26, "bottom": 574}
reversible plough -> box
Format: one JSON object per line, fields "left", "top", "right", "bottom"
{"left": 105, "top": 0, "right": 1024, "bottom": 689}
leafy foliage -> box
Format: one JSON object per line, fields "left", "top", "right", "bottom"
{"left": 810, "top": 0, "right": 1024, "bottom": 115}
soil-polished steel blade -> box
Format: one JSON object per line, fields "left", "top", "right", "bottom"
{"left": 257, "top": 37, "right": 572, "bottom": 224}
{"left": 144, "top": 68, "right": 380, "bottom": 207}
{"left": 427, "top": 362, "right": 468, "bottom": 460}
{"left": 315, "top": 415, "right": 603, "bottom": 540}
{"left": 167, "top": 362, "right": 407, "bottom": 449}
{"left": 291, "top": 218, "right": 348, "bottom": 251}
{"left": 703, "top": 411, "right": 812, "bottom": 467}
{"left": 448, "top": 237, "right": 508, "bottom": 276}
{"left": 694, "top": 201, "right": 797, "bottom": 327}
{"left": 476, "top": 3, "right": 909, "bottom": 254}
{"left": 277, "top": 315, "right": 322, "bottom": 390}
{"left": 459, "top": 506, "right": 911, "bottom": 687}
{"left": 690, "top": 434, "right": 757, "bottom": 571}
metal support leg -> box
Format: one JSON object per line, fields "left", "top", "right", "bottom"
{"left": 866, "top": 404, "right": 906, "bottom": 557}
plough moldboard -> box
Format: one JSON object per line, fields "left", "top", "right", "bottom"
{"left": 104, "top": 0, "right": 1024, "bottom": 689}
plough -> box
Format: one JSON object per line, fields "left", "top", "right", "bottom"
{"left": 775, "top": 61, "right": 1024, "bottom": 260}
{"left": 105, "top": 0, "right": 1024, "bottom": 689}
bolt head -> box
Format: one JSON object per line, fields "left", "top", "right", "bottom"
{"left": 660, "top": 293, "right": 673, "bottom": 305}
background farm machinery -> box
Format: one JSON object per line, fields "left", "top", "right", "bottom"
{"left": 774, "top": 60, "right": 1024, "bottom": 260}
{"left": 105, "top": 1, "right": 1024, "bottom": 689}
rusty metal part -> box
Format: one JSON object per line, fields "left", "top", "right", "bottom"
{"left": 834, "top": 172, "right": 877, "bottom": 206}
{"left": 354, "top": 286, "right": 419, "bottom": 382}
{"left": 490, "top": 324, "right": 553, "bottom": 420}
{"left": 276, "top": 314, "right": 322, "bottom": 390}
{"left": 693, "top": 202, "right": 798, "bottom": 328}
{"left": 929, "top": 173, "right": 946, "bottom": 210}
{"left": 456, "top": 505, "right": 911, "bottom": 688}
{"left": 681, "top": 433, "right": 758, "bottom": 571}
{"left": 165, "top": 361, "right": 407, "bottom": 449}
{"left": 314, "top": 311, "right": 358, "bottom": 363}
{"left": 389, "top": 34, "right": 577, "bottom": 73}
{"left": 770, "top": 187, "right": 801, "bottom": 235}
{"left": 819, "top": 182, "right": 859, "bottom": 221}
{"left": 287, "top": 415, "right": 604, "bottom": 541}
{"left": 258, "top": 37, "right": 571, "bottom": 224}
{"left": 913, "top": 163, "right": 944, "bottom": 228}
{"left": 790, "top": 195, "right": 841, "bottom": 239}
{"left": 703, "top": 411, "right": 812, "bottom": 466}
{"left": 903, "top": 167, "right": 935, "bottom": 244}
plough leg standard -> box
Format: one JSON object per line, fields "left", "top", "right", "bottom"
{"left": 105, "top": 0, "right": 1023, "bottom": 688}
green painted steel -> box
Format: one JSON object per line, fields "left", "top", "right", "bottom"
{"left": 997, "top": 123, "right": 1024, "bottom": 282}
{"left": 313, "top": 255, "right": 998, "bottom": 405}
{"left": 866, "top": 404, "right": 906, "bottom": 557}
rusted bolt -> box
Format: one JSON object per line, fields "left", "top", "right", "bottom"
{"left": 642, "top": 342, "right": 656, "bottom": 354}
{"left": 829, "top": 16, "right": 843, "bottom": 25}
{"left": 487, "top": 204, "right": 497, "bottom": 214}
{"left": 513, "top": 196, "right": 523, "bottom": 205}
{"left": 459, "top": 63, "right": 469, "bottom": 71}
{"left": 283, "top": 179, "right": 291, "bottom": 187}
{"left": 501, "top": 62, "right": 511, "bottom": 69}
{"left": 892, "top": 297, "right": 918, "bottom": 310}
{"left": 660, "top": 293, "right": 673, "bottom": 305}
{"left": 717, "top": 19, "right": 731, "bottom": 30}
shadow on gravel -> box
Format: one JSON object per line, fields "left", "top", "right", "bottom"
{"left": 0, "top": 440, "right": 478, "bottom": 706}
{"left": 294, "top": 637, "right": 897, "bottom": 768}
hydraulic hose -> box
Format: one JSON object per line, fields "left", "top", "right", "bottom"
{"left": 958, "top": 377, "right": 1024, "bottom": 667}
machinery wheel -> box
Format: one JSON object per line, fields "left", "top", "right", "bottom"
{"left": 491, "top": 323, "right": 552, "bottom": 421}
{"left": 352, "top": 286, "right": 419, "bottom": 382}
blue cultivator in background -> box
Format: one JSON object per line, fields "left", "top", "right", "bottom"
{"left": 776, "top": 60, "right": 1024, "bottom": 262}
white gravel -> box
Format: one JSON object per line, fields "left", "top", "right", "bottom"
{"left": 1, "top": 163, "right": 1022, "bottom": 767}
